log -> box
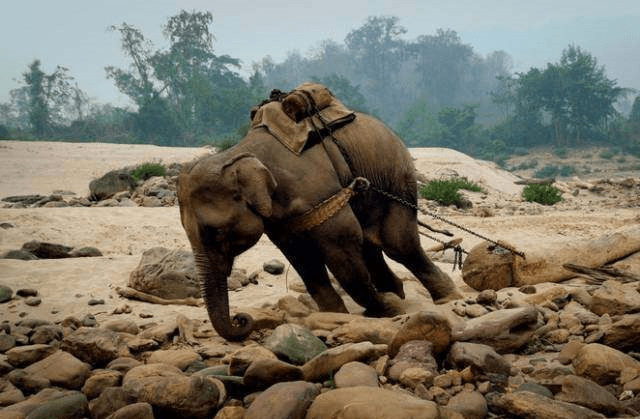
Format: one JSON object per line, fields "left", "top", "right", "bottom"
{"left": 462, "top": 225, "right": 640, "bottom": 291}
{"left": 116, "top": 286, "right": 202, "bottom": 306}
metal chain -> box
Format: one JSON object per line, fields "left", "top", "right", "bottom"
{"left": 369, "top": 185, "right": 526, "bottom": 259}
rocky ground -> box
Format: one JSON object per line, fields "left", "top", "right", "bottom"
{"left": 0, "top": 140, "right": 640, "bottom": 419}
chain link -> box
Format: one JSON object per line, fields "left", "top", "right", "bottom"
{"left": 369, "top": 185, "right": 526, "bottom": 259}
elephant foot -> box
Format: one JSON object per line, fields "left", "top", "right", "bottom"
{"left": 433, "top": 289, "right": 463, "bottom": 304}
{"left": 364, "top": 293, "right": 404, "bottom": 318}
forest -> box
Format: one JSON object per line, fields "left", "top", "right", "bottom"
{"left": 1, "top": 11, "right": 639, "bottom": 163}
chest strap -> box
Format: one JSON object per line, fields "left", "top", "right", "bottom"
{"left": 289, "top": 177, "right": 370, "bottom": 232}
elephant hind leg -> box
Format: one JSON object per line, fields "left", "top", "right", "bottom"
{"left": 380, "top": 204, "right": 461, "bottom": 303}
{"left": 270, "top": 235, "right": 347, "bottom": 313}
{"left": 362, "top": 241, "right": 405, "bottom": 299}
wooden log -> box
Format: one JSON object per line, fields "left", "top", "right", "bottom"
{"left": 116, "top": 286, "right": 202, "bottom": 306}
{"left": 462, "top": 225, "right": 640, "bottom": 291}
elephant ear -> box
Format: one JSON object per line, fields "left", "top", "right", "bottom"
{"left": 223, "top": 154, "right": 277, "bottom": 217}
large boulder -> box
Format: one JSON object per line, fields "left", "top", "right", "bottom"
{"left": 89, "top": 171, "right": 137, "bottom": 201}
{"left": 128, "top": 247, "right": 199, "bottom": 300}
{"left": 306, "top": 386, "right": 439, "bottom": 419}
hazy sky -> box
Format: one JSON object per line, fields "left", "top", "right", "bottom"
{"left": 2, "top": 0, "right": 639, "bottom": 107}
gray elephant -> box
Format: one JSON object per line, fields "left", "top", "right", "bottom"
{"left": 177, "top": 84, "right": 460, "bottom": 341}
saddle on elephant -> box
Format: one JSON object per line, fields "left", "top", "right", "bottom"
{"left": 250, "top": 82, "right": 356, "bottom": 155}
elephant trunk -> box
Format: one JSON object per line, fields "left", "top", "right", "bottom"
{"left": 194, "top": 248, "right": 254, "bottom": 341}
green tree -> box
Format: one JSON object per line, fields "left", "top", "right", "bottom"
{"left": 21, "top": 59, "right": 76, "bottom": 136}
{"left": 514, "top": 45, "right": 623, "bottom": 145}
{"left": 107, "top": 10, "right": 251, "bottom": 144}
{"left": 396, "top": 98, "right": 443, "bottom": 146}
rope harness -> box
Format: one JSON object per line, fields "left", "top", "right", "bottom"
{"left": 269, "top": 88, "right": 525, "bottom": 268}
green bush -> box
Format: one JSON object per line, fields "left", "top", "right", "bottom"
{"left": 522, "top": 183, "right": 562, "bottom": 205}
{"left": 599, "top": 149, "right": 616, "bottom": 160}
{"left": 554, "top": 147, "right": 567, "bottom": 158}
{"left": 131, "top": 162, "right": 166, "bottom": 181}
{"left": 420, "top": 177, "right": 485, "bottom": 206}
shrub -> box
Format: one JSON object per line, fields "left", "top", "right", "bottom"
{"left": 559, "top": 166, "right": 575, "bottom": 177}
{"left": 534, "top": 165, "right": 558, "bottom": 179}
{"left": 522, "top": 183, "right": 562, "bottom": 205}
{"left": 599, "top": 149, "right": 616, "bottom": 160}
{"left": 420, "top": 177, "right": 485, "bottom": 206}
{"left": 131, "top": 162, "right": 166, "bottom": 181}
{"left": 554, "top": 147, "right": 567, "bottom": 158}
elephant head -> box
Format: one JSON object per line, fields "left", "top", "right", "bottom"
{"left": 177, "top": 153, "right": 277, "bottom": 341}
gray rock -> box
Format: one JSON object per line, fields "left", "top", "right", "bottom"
{"left": 106, "top": 357, "right": 143, "bottom": 374}
{"left": 128, "top": 247, "right": 199, "bottom": 299}
{"left": 81, "top": 369, "right": 123, "bottom": 400}
{"left": 301, "top": 342, "right": 387, "bottom": 382}
{"left": 263, "top": 323, "right": 327, "bottom": 365}
{"left": 590, "top": 280, "right": 640, "bottom": 316}
{"left": 8, "top": 369, "right": 51, "bottom": 394}
{"left": 488, "top": 390, "right": 605, "bottom": 419}
{"left": 61, "top": 327, "right": 130, "bottom": 366}
{"left": 21, "top": 241, "right": 72, "bottom": 259}
{"left": 69, "top": 247, "right": 103, "bottom": 257}
{"left": 334, "top": 361, "right": 379, "bottom": 388}
{"left": 446, "top": 390, "right": 488, "bottom": 419}
{"left": 122, "top": 363, "right": 223, "bottom": 419}
{"left": 387, "top": 340, "right": 438, "bottom": 383}
{"left": 3, "top": 249, "right": 39, "bottom": 260}
{"left": 555, "top": 375, "right": 621, "bottom": 416}
{"left": 16, "top": 289, "right": 38, "bottom": 297}
{"left": 90, "top": 170, "right": 136, "bottom": 201}
{"left": 306, "top": 386, "right": 439, "bottom": 419}
{"left": 244, "top": 381, "right": 321, "bottom": 419}
{"left": 447, "top": 341, "right": 512, "bottom": 377}
{"left": 263, "top": 259, "right": 285, "bottom": 275}
{"left": 24, "top": 390, "right": 88, "bottom": 419}
{"left": 572, "top": 343, "right": 640, "bottom": 385}
{"left": 24, "top": 296, "right": 42, "bottom": 306}
{"left": 30, "top": 325, "right": 63, "bottom": 344}
{"left": 388, "top": 310, "right": 452, "bottom": 357}
{"left": 0, "top": 284, "right": 13, "bottom": 302}
{"left": 227, "top": 343, "right": 278, "bottom": 376}
{"left": 22, "top": 350, "right": 91, "bottom": 390}
{"left": 88, "top": 386, "right": 135, "bottom": 419}
{"left": 0, "top": 378, "right": 25, "bottom": 406}
{"left": 102, "top": 319, "right": 139, "bottom": 335}
{"left": 6, "top": 344, "right": 57, "bottom": 367}
{"left": 104, "top": 402, "right": 154, "bottom": 419}
{"left": 602, "top": 313, "right": 640, "bottom": 351}
{"left": 243, "top": 358, "right": 304, "bottom": 389}
{"left": 146, "top": 348, "right": 202, "bottom": 370}
{"left": 0, "top": 332, "right": 16, "bottom": 352}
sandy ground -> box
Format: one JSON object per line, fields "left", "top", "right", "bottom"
{"left": 0, "top": 140, "right": 638, "bottom": 327}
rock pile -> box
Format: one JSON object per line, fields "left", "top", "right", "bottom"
{"left": 2, "top": 272, "right": 640, "bottom": 419}
{"left": 1, "top": 163, "right": 184, "bottom": 209}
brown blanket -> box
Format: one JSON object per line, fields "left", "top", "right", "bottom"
{"left": 250, "top": 83, "right": 356, "bottom": 155}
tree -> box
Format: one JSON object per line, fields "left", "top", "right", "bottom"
{"left": 513, "top": 45, "right": 624, "bottom": 145}
{"left": 345, "top": 16, "right": 407, "bottom": 83}
{"left": 107, "top": 10, "right": 251, "bottom": 144}
{"left": 21, "top": 59, "right": 76, "bottom": 136}
{"left": 407, "top": 29, "right": 473, "bottom": 107}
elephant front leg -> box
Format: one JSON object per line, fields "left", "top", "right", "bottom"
{"left": 269, "top": 234, "right": 348, "bottom": 313}
{"left": 313, "top": 211, "right": 400, "bottom": 317}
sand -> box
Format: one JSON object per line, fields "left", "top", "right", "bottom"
{"left": 0, "top": 140, "right": 638, "bottom": 327}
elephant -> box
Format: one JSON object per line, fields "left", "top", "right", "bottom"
{"left": 177, "top": 86, "right": 461, "bottom": 341}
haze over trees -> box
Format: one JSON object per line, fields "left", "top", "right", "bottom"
{"left": 0, "top": 11, "right": 637, "bottom": 161}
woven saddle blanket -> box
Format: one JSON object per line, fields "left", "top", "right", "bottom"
{"left": 250, "top": 82, "right": 356, "bottom": 155}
